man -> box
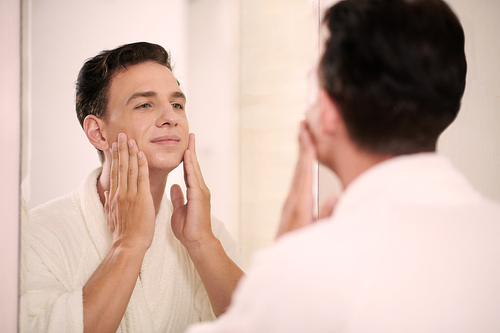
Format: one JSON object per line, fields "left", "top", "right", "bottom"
{"left": 20, "top": 42, "right": 243, "bottom": 333}
{"left": 185, "top": 0, "right": 500, "bottom": 332}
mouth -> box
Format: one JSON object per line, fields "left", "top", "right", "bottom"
{"left": 151, "top": 135, "right": 181, "bottom": 146}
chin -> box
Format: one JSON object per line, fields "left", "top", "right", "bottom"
{"left": 149, "top": 158, "right": 183, "bottom": 173}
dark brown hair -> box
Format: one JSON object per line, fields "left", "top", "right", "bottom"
{"left": 320, "top": 0, "right": 467, "bottom": 154}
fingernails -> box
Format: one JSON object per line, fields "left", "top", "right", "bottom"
{"left": 128, "top": 139, "right": 134, "bottom": 148}
{"left": 112, "top": 142, "right": 118, "bottom": 151}
{"left": 138, "top": 151, "right": 144, "bottom": 159}
{"left": 118, "top": 133, "right": 125, "bottom": 142}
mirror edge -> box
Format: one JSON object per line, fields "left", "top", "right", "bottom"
{"left": 0, "top": 0, "right": 22, "bottom": 331}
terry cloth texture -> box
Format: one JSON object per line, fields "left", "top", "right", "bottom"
{"left": 20, "top": 168, "right": 241, "bottom": 333}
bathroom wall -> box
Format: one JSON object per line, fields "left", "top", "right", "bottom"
{"left": 25, "top": 0, "right": 189, "bottom": 211}
{"left": 238, "top": 0, "right": 318, "bottom": 268}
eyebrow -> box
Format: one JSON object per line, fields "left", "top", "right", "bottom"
{"left": 125, "top": 90, "right": 187, "bottom": 106}
{"left": 171, "top": 91, "right": 187, "bottom": 102}
{"left": 126, "top": 91, "right": 157, "bottom": 106}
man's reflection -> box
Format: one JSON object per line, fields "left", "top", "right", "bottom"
{"left": 20, "top": 42, "right": 243, "bottom": 333}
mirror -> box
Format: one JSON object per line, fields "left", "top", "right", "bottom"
{"left": 21, "top": 0, "right": 319, "bottom": 272}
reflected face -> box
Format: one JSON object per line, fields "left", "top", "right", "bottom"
{"left": 104, "top": 61, "right": 189, "bottom": 173}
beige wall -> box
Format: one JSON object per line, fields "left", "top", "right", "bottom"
{"left": 187, "top": 0, "right": 241, "bottom": 239}
{"left": 25, "top": 0, "right": 189, "bottom": 211}
{"left": 437, "top": 0, "right": 500, "bottom": 201}
{"left": 239, "top": 0, "right": 318, "bottom": 268}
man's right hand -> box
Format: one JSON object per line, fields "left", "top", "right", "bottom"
{"left": 276, "top": 121, "right": 337, "bottom": 239}
{"left": 83, "top": 133, "right": 155, "bottom": 333}
{"left": 105, "top": 132, "right": 155, "bottom": 251}
{"left": 276, "top": 120, "right": 317, "bottom": 238}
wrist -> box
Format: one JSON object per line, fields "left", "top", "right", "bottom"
{"left": 111, "top": 237, "right": 150, "bottom": 258}
{"left": 183, "top": 234, "right": 221, "bottom": 262}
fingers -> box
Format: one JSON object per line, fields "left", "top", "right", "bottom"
{"left": 187, "top": 134, "right": 204, "bottom": 183}
{"left": 183, "top": 134, "right": 200, "bottom": 190}
{"left": 183, "top": 149, "right": 200, "bottom": 190}
{"left": 104, "top": 190, "right": 110, "bottom": 210}
{"left": 276, "top": 121, "right": 318, "bottom": 238}
{"left": 109, "top": 133, "right": 149, "bottom": 197}
{"left": 137, "top": 151, "right": 150, "bottom": 195}
{"left": 170, "top": 184, "right": 185, "bottom": 211}
{"left": 298, "top": 120, "right": 316, "bottom": 161}
{"left": 110, "top": 142, "right": 119, "bottom": 197}
{"left": 184, "top": 133, "right": 210, "bottom": 194}
{"left": 290, "top": 121, "right": 316, "bottom": 193}
{"left": 127, "top": 139, "right": 139, "bottom": 194}
{"left": 117, "top": 133, "right": 129, "bottom": 192}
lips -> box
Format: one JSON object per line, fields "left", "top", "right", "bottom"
{"left": 151, "top": 135, "right": 181, "bottom": 146}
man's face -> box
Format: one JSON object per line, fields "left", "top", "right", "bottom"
{"left": 103, "top": 61, "right": 189, "bottom": 173}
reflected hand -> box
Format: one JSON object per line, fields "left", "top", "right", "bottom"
{"left": 104, "top": 133, "right": 155, "bottom": 251}
{"left": 170, "top": 133, "right": 214, "bottom": 247}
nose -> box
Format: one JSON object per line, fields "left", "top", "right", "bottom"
{"left": 156, "top": 104, "right": 179, "bottom": 127}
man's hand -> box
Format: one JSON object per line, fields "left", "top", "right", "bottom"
{"left": 104, "top": 133, "right": 156, "bottom": 251}
{"left": 83, "top": 133, "right": 155, "bottom": 333}
{"left": 276, "top": 121, "right": 337, "bottom": 238}
{"left": 170, "top": 133, "right": 213, "bottom": 246}
{"left": 170, "top": 133, "right": 243, "bottom": 317}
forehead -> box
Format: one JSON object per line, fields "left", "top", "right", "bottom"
{"left": 108, "top": 61, "right": 181, "bottom": 101}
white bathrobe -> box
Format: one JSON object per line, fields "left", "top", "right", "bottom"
{"left": 20, "top": 168, "right": 241, "bottom": 333}
{"left": 187, "top": 154, "right": 500, "bottom": 333}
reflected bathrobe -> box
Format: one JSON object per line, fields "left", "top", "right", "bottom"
{"left": 20, "top": 168, "right": 241, "bottom": 333}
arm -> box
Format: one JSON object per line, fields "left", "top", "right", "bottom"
{"left": 170, "top": 133, "right": 244, "bottom": 317}
{"left": 82, "top": 133, "right": 155, "bottom": 333}
{"left": 276, "top": 120, "right": 337, "bottom": 238}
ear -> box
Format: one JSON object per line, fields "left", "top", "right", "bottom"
{"left": 83, "top": 115, "right": 109, "bottom": 151}
{"left": 318, "top": 89, "right": 342, "bottom": 137}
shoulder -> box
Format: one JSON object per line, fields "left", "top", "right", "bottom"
{"left": 28, "top": 168, "right": 101, "bottom": 225}
{"left": 249, "top": 221, "right": 340, "bottom": 277}
{"left": 27, "top": 183, "right": 93, "bottom": 250}
{"left": 207, "top": 222, "right": 353, "bottom": 332}
{"left": 29, "top": 190, "right": 82, "bottom": 226}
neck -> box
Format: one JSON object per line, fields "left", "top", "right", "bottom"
{"left": 97, "top": 159, "right": 168, "bottom": 215}
{"left": 323, "top": 138, "right": 393, "bottom": 190}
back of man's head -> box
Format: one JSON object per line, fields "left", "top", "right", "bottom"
{"left": 319, "top": 0, "right": 467, "bottom": 155}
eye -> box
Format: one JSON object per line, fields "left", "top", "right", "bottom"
{"left": 172, "top": 103, "right": 184, "bottom": 110}
{"left": 135, "top": 103, "right": 152, "bottom": 109}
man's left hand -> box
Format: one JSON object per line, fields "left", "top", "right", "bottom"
{"left": 170, "top": 133, "right": 214, "bottom": 246}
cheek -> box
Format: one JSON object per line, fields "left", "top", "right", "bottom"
{"left": 180, "top": 118, "right": 190, "bottom": 139}
{"left": 126, "top": 118, "right": 154, "bottom": 140}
